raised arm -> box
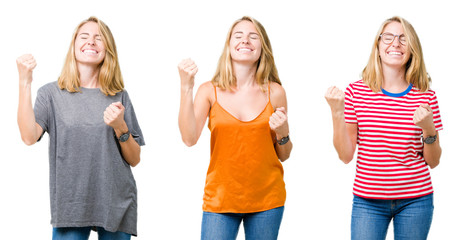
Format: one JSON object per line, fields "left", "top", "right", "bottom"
{"left": 104, "top": 102, "right": 141, "bottom": 167}
{"left": 325, "top": 86, "right": 357, "bottom": 164}
{"left": 269, "top": 83, "right": 292, "bottom": 162}
{"left": 17, "top": 54, "right": 43, "bottom": 146}
{"left": 178, "top": 59, "right": 212, "bottom": 147}
{"left": 413, "top": 104, "right": 442, "bottom": 169}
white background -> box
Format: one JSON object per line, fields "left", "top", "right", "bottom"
{"left": 1, "top": 0, "right": 458, "bottom": 239}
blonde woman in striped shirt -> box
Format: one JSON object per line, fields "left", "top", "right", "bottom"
{"left": 325, "top": 16, "right": 442, "bottom": 240}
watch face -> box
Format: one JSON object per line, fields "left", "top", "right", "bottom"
{"left": 120, "top": 133, "right": 130, "bottom": 142}
{"left": 424, "top": 137, "right": 435, "bottom": 144}
{"left": 423, "top": 135, "right": 436, "bottom": 144}
{"left": 278, "top": 135, "right": 290, "bottom": 145}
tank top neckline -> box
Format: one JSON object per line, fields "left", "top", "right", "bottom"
{"left": 212, "top": 84, "right": 272, "bottom": 123}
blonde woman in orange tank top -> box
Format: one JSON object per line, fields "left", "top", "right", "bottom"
{"left": 178, "top": 16, "right": 292, "bottom": 240}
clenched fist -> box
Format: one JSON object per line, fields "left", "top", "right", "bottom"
{"left": 413, "top": 104, "right": 435, "bottom": 131}
{"left": 269, "top": 107, "right": 289, "bottom": 139}
{"left": 16, "top": 54, "right": 37, "bottom": 85}
{"left": 325, "top": 86, "right": 345, "bottom": 114}
{"left": 178, "top": 58, "right": 198, "bottom": 90}
{"left": 104, "top": 102, "right": 126, "bottom": 131}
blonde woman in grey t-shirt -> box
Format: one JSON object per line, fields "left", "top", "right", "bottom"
{"left": 17, "top": 16, "right": 144, "bottom": 239}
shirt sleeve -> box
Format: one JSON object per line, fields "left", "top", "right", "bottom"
{"left": 33, "top": 85, "right": 50, "bottom": 140}
{"left": 344, "top": 84, "right": 357, "bottom": 124}
{"left": 122, "top": 90, "right": 145, "bottom": 146}
{"left": 429, "top": 91, "right": 443, "bottom": 132}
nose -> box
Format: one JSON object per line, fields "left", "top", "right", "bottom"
{"left": 86, "top": 39, "right": 96, "bottom": 46}
{"left": 241, "top": 35, "right": 249, "bottom": 44}
{"left": 391, "top": 36, "right": 401, "bottom": 47}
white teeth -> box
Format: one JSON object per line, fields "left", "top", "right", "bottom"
{"left": 388, "top": 52, "right": 402, "bottom": 55}
{"left": 83, "top": 50, "right": 97, "bottom": 54}
{"left": 238, "top": 48, "right": 252, "bottom": 52}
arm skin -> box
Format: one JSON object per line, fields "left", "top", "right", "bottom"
{"left": 17, "top": 54, "right": 44, "bottom": 146}
{"left": 269, "top": 83, "right": 292, "bottom": 162}
{"left": 104, "top": 102, "right": 142, "bottom": 167}
{"left": 177, "top": 59, "right": 213, "bottom": 147}
{"left": 414, "top": 104, "right": 441, "bottom": 169}
{"left": 325, "top": 86, "right": 357, "bottom": 164}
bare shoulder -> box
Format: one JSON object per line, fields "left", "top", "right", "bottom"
{"left": 195, "top": 81, "right": 215, "bottom": 105}
{"left": 269, "top": 82, "right": 287, "bottom": 109}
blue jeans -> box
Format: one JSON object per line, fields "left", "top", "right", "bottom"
{"left": 52, "top": 227, "right": 131, "bottom": 240}
{"left": 201, "top": 206, "right": 284, "bottom": 240}
{"left": 351, "top": 194, "right": 434, "bottom": 240}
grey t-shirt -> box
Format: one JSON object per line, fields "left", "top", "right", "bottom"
{"left": 34, "top": 82, "right": 145, "bottom": 236}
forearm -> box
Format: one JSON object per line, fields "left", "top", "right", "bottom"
{"left": 114, "top": 125, "right": 141, "bottom": 167}
{"left": 18, "top": 83, "right": 40, "bottom": 145}
{"left": 275, "top": 139, "right": 292, "bottom": 162}
{"left": 332, "top": 112, "right": 355, "bottom": 164}
{"left": 422, "top": 130, "right": 441, "bottom": 169}
{"left": 178, "top": 87, "right": 199, "bottom": 146}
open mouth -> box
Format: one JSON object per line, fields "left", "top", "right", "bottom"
{"left": 237, "top": 47, "right": 253, "bottom": 52}
{"left": 387, "top": 51, "right": 403, "bottom": 56}
{"left": 82, "top": 49, "right": 98, "bottom": 55}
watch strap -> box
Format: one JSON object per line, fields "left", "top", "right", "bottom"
{"left": 277, "top": 135, "right": 290, "bottom": 145}
{"left": 422, "top": 134, "right": 437, "bottom": 144}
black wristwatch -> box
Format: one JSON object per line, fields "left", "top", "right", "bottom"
{"left": 118, "top": 131, "right": 130, "bottom": 142}
{"left": 277, "top": 135, "right": 290, "bottom": 145}
{"left": 422, "top": 134, "right": 437, "bottom": 144}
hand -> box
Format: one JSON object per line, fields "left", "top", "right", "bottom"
{"left": 178, "top": 58, "right": 198, "bottom": 90}
{"left": 269, "top": 107, "right": 289, "bottom": 139}
{"left": 325, "top": 86, "right": 345, "bottom": 114}
{"left": 104, "top": 102, "right": 127, "bottom": 132}
{"left": 413, "top": 104, "right": 435, "bottom": 133}
{"left": 16, "top": 54, "right": 37, "bottom": 85}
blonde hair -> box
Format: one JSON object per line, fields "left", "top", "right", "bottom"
{"left": 362, "top": 16, "right": 430, "bottom": 92}
{"left": 58, "top": 16, "right": 124, "bottom": 96}
{"left": 211, "top": 16, "right": 281, "bottom": 90}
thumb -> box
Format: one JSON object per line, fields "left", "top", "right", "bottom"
{"left": 112, "top": 102, "right": 124, "bottom": 109}
{"left": 420, "top": 103, "right": 432, "bottom": 112}
{"left": 276, "top": 107, "right": 286, "bottom": 114}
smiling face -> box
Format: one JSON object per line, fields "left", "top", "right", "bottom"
{"left": 378, "top": 21, "right": 411, "bottom": 69}
{"left": 229, "top": 20, "right": 262, "bottom": 66}
{"left": 74, "top": 22, "right": 106, "bottom": 67}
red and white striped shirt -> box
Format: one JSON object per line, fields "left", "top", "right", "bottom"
{"left": 345, "top": 80, "right": 443, "bottom": 199}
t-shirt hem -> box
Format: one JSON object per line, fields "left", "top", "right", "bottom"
{"left": 51, "top": 222, "right": 137, "bottom": 236}
{"left": 353, "top": 190, "right": 434, "bottom": 200}
{"left": 203, "top": 203, "right": 285, "bottom": 214}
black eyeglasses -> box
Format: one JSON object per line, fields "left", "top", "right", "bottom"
{"left": 379, "top": 33, "right": 407, "bottom": 45}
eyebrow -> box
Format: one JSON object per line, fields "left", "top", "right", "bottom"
{"left": 78, "top": 33, "right": 101, "bottom": 37}
{"left": 233, "top": 31, "right": 259, "bottom": 35}
{"left": 383, "top": 32, "right": 405, "bottom": 35}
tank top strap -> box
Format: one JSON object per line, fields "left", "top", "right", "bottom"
{"left": 213, "top": 85, "right": 218, "bottom": 101}
{"left": 268, "top": 81, "right": 271, "bottom": 98}
{"left": 267, "top": 82, "right": 271, "bottom": 103}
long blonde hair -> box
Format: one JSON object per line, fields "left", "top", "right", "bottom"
{"left": 211, "top": 16, "right": 281, "bottom": 90}
{"left": 58, "top": 16, "right": 124, "bottom": 96}
{"left": 362, "top": 16, "right": 430, "bottom": 92}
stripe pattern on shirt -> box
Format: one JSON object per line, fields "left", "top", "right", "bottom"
{"left": 344, "top": 80, "right": 443, "bottom": 199}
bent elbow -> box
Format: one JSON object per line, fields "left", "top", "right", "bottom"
{"left": 279, "top": 154, "right": 290, "bottom": 162}
{"left": 428, "top": 160, "right": 439, "bottom": 169}
{"left": 21, "top": 136, "right": 36, "bottom": 146}
{"left": 339, "top": 154, "right": 353, "bottom": 164}
{"left": 182, "top": 137, "right": 197, "bottom": 147}
{"left": 130, "top": 158, "right": 140, "bottom": 167}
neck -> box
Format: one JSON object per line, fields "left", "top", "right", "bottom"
{"left": 232, "top": 61, "right": 258, "bottom": 89}
{"left": 381, "top": 64, "right": 408, "bottom": 92}
{"left": 77, "top": 63, "right": 100, "bottom": 88}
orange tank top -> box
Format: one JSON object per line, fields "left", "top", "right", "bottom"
{"left": 204, "top": 85, "right": 286, "bottom": 213}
